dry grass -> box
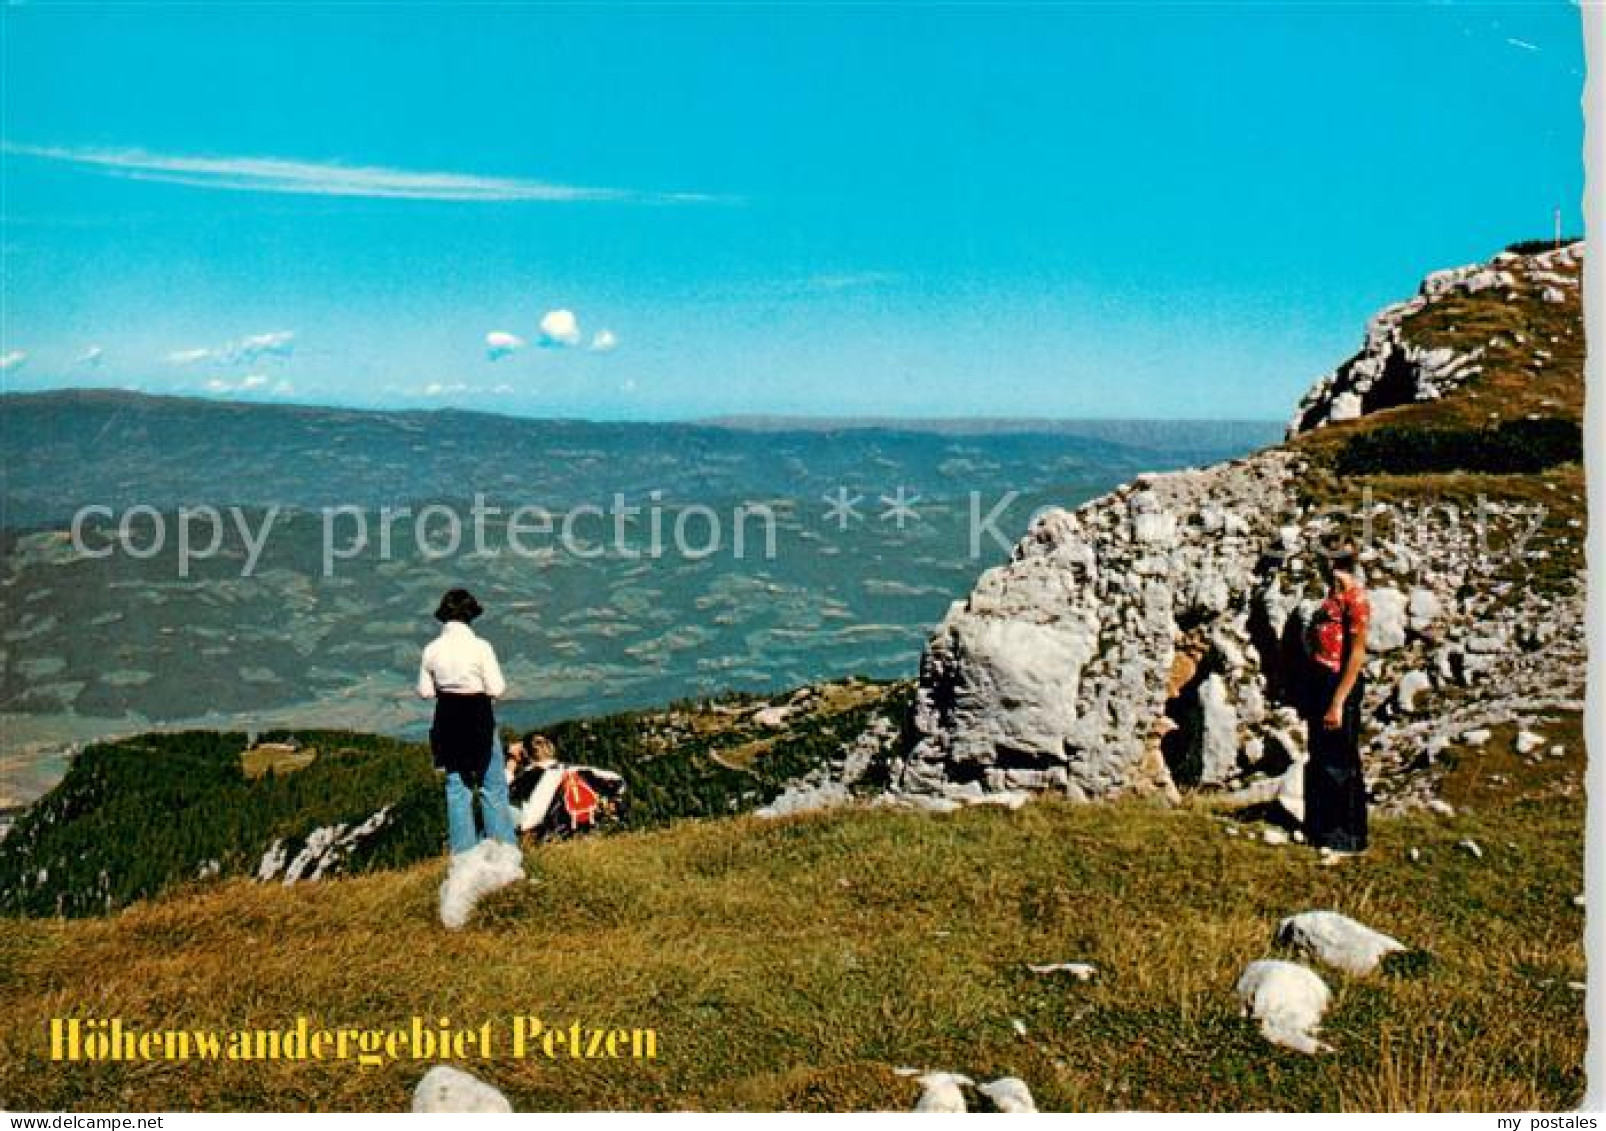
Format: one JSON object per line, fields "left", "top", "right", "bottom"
{"left": 0, "top": 715, "right": 1586, "bottom": 1112}
{"left": 239, "top": 745, "right": 318, "bottom": 780}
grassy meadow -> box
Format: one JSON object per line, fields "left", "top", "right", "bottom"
{"left": 0, "top": 711, "right": 1585, "bottom": 1112}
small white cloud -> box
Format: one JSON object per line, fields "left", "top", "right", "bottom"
{"left": 538, "top": 309, "right": 582, "bottom": 348}
{"left": 589, "top": 329, "right": 618, "bottom": 353}
{"left": 167, "top": 347, "right": 214, "bottom": 365}
{"left": 76, "top": 345, "right": 104, "bottom": 366}
{"left": 0, "top": 350, "right": 25, "bottom": 372}
{"left": 204, "top": 378, "right": 231, "bottom": 392}
{"left": 620, "top": 378, "right": 638, "bottom": 394}
{"left": 239, "top": 374, "right": 270, "bottom": 390}
{"left": 273, "top": 379, "right": 295, "bottom": 396}
{"left": 1506, "top": 36, "right": 1540, "bottom": 51}
{"left": 485, "top": 330, "right": 526, "bottom": 361}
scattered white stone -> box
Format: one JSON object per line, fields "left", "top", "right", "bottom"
{"left": 962, "top": 791, "right": 1031, "bottom": 811}
{"left": 1461, "top": 729, "right": 1492, "bottom": 747}
{"left": 1010, "top": 1017, "right": 1028, "bottom": 1038}
{"left": 753, "top": 705, "right": 793, "bottom": 729}
{"left": 439, "top": 839, "right": 526, "bottom": 930}
{"left": 1568, "top": 982, "right": 1586, "bottom": 993}
{"left": 757, "top": 780, "right": 852, "bottom": 819}
{"left": 1394, "top": 671, "right": 1432, "bottom": 713}
{"left": 1027, "top": 962, "right": 1098, "bottom": 981}
{"left": 1514, "top": 730, "right": 1545, "bottom": 756}
{"left": 1549, "top": 745, "right": 1566, "bottom": 759}
{"left": 1235, "top": 960, "right": 1333, "bottom": 1055}
{"left": 1276, "top": 911, "right": 1407, "bottom": 976}
{"left": 1426, "top": 798, "right": 1455, "bottom": 817}
{"left": 411, "top": 1066, "right": 512, "bottom": 1113}
{"left": 1573, "top": 895, "right": 1585, "bottom": 908}
{"left": 1408, "top": 847, "right": 1422, "bottom": 863}
{"left": 1262, "top": 827, "right": 1290, "bottom": 847}
{"left": 978, "top": 1077, "right": 1038, "bottom": 1113}
{"left": 914, "top": 1072, "right": 974, "bottom": 1113}
{"left": 1457, "top": 839, "right": 1484, "bottom": 860}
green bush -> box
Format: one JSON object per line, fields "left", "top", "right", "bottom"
{"left": 1334, "top": 418, "right": 1582, "bottom": 477}
{"left": 1504, "top": 237, "right": 1581, "bottom": 255}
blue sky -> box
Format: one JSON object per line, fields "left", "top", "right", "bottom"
{"left": 0, "top": 4, "right": 1586, "bottom": 420}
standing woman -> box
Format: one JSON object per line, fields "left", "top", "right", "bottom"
{"left": 1303, "top": 547, "right": 1371, "bottom": 863}
{"left": 417, "top": 588, "right": 519, "bottom": 855}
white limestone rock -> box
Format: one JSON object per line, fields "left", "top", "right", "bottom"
{"left": 1276, "top": 911, "right": 1407, "bottom": 976}
{"left": 1235, "top": 960, "right": 1333, "bottom": 1055}
{"left": 914, "top": 1072, "right": 974, "bottom": 1113}
{"left": 1514, "top": 730, "right": 1545, "bottom": 756}
{"left": 1194, "top": 674, "right": 1241, "bottom": 786}
{"left": 411, "top": 1066, "right": 513, "bottom": 1113}
{"left": 439, "top": 839, "right": 526, "bottom": 930}
{"left": 1394, "top": 671, "right": 1432, "bottom": 713}
{"left": 1026, "top": 962, "right": 1098, "bottom": 981}
{"left": 1368, "top": 587, "right": 1409, "bottom": 652}
{"left": 978, "top": 1077, "right": 1038, "bottom": 1113}
{"left": 1327, "top": 392, "right": 1362, "bottom": 422}
{"left": 1407, "top": 588, "right": 1443, "bottom": 634}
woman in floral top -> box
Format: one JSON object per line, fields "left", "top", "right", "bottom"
{"left": 1303, "top": 547, "right": 1371, "bottom": 861}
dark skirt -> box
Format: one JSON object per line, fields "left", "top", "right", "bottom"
{"left": 430, "top": 692, "right": 496, "bottom": 778}
{"left": 1302, "top": 667, "right": 1368, "bottom": 852}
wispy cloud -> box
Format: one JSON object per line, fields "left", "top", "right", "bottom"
{"left": 0, "top": 350, "right": 26, "bottom": 372}
{"left": 2, "top": 142, "right": 726, "bottom": 204}
{"left": 233, "top": 330, "right": 295, "bottom": 362}
{"left": 166, "top": 330, "right": 294, "bottom": 366}
{"left": 203, "top": 374, "right": 293, "bottom": 396}
{"left": 1505, "top": 36, "right": 1541, "bottom": 51}
{"left": 589, "top": 329, "right": 619, "bottom": 354}
{"left": 76, "top": 345, "right": 104, "bottom": 367}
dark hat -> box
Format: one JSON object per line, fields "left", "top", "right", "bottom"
{"left": 434, "top": 588, "right": 484, "bottom": 624}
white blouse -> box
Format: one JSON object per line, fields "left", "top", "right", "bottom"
{"left": 416, "top": 621, "right": 507, "bottom": 699}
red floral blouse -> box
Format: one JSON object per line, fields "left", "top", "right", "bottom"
{"left": 1309, "top": 584, "right": 1370, "bottom": 673}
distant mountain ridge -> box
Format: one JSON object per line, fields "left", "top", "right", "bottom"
{"left": 700, "top": 413, "right": 1281, "bottom": 444}
{"left": 0, "top": 389, "right": 1279, "bottom": 530}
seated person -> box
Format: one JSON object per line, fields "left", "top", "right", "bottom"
{"left": 502, "top": 731, "right": 627, "bottom": 842}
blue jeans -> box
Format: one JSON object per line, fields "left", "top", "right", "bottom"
{"left": 444, "top": 743, "right": 519, "bottom": 855}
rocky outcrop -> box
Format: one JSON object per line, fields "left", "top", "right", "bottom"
{"left": 1287, "top": 242, "right": 1582, "bottom": 436}
{"left": 889, "top": 243, "right": 1586, "bottom": 811}
{"left": 896, "top": 451, "right": 1302, "bottom": 802}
